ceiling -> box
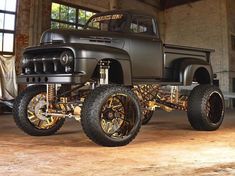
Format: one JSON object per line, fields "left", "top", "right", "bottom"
{"left": 138, "top": 0, "right": 201, "bottom": 10}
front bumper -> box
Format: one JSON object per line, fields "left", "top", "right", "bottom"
{"left": 17, "top": 73, "right": 85, "bottom": 84}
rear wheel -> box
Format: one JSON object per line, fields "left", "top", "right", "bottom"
{"left": 81, "top": 85, "right": 142, "bottom": 147}
{"left": 13, "top": 85, "right": 65, "bottom": 136}
{"left": 187, "top": 85, "right": 225, "bottom": 131}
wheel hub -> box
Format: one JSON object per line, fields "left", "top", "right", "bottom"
{"left": 103, "top": 108, "right": 116, "bottom": 120}
{"left": 100, "top": 94, "right": 136, "bottom": 138}
{"left": 108, "top": 112, "right": 114, "bottom": 119}
{"left": 27, "top": 93, "right": 60, "bottom": 130}
{"left": 34, "top": 100, "right": 47, "bottom": 120}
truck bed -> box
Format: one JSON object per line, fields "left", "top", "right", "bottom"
{"left": 163, "top": 44, "right": 214, "bottom": 81}
{"left": 163, "top": 44, "right": 214, "bottom": 65}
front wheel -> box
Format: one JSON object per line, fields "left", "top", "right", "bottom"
{"left": 81, "top": 85, "right": 142, "bottom": 147}
{"left": 187, "top": 85, "right": 225, "bottom": 131}
{"left": 142, "top": 110, "right": 154, "bottom": 125}
{"left": 13, "top": 85, "right": 65, "bottom": 136}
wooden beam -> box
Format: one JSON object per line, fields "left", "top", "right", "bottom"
{"left": 136, "top": 0, "right": 161, "bottom": 10}
{"left": 161, "top": 0, "right": 201, "bottom": 10}
{"left": 110, "top": 0, "right": 119, "bottom": 10}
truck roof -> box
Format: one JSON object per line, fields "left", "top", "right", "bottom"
{"left": 92, "top": 9, "right": 155, "bottom": 18}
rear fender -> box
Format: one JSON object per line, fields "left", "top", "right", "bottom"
{"left": 182, "top": 64, "right": 213, "bottom": 85}
{"left": 172, "top": 58, "right": 213, "bottom": 86}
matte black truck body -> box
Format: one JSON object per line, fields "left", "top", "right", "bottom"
{"left": 18, "top": 10, "right": 214, "bottom": 87}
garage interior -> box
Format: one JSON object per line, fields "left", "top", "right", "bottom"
{"left": 1, "top": 0, "right": 235, "bottom": 175}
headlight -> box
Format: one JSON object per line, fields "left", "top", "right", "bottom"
{"left": 60, "top": 51, "right": 73, "bottom": 66}
{"left": 21, "top": 57, "right": 29, "bottom": 67}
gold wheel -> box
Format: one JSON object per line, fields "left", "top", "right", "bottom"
{"left": 81, "top": 85, "right": 141, "bottom": 146}
{"left": 100, "top": 93, "right": 135, "bottom": 139}
{"left": 27, "top": 93, "right": 60, "bottom": 130}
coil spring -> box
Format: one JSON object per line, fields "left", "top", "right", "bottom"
{"left": 48, "top": 85, "right": 55, "bottom": 102}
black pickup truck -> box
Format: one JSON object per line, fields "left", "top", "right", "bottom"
{"left": 13, "top": 10, "right": 225, "bottom": 147}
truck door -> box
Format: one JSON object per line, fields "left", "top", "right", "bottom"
{"left": 129, "top": 15, "right": 163, "bottom": 79}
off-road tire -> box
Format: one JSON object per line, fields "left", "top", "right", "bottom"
{"left": 142, "top": 111, "right": 154, "bottom": 125}
{"left": 81, "top": 85, "right": 142, "bottom": 147}
{"left": 187, "top": 85, "right": 225, "bottom": 131}
{"left": 13, "top": 85, "right": 65, "bottom": 136}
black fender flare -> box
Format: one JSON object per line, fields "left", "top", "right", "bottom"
{"left": 172, "top": 58, "right": 213, "bottom": 86}
{"left": 182, "top": 64, "right": 213, "bottom": 85}
{"left": 74, "top": 44, "right": 132, "bottom": 85}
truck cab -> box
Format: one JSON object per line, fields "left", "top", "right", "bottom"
{"left": 84, "top": 10, "right": 163, "bottom": 80}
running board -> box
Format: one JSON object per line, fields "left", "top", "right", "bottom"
{"left": 0, "top": 99, "right": 14, "bottom": 109}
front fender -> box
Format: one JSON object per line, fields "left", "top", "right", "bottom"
{"left": 74, "top": 44, "right": 132, "bottom": 85}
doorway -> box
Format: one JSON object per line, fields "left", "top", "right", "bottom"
{"left": 233, "top": 78, "right": 235, "bottom": 108}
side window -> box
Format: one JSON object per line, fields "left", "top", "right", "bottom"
{"left": 130, "top": 16, "right": 155, "bottom": 35}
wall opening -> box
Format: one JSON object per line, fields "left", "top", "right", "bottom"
{"left": 0, "top": 0, "right": 18, "bottom": 55}
{"left": 233, "top": 78, "right": 235, "bottom": 108}
{"left": 51, "top": 1, "right": 97, "bottom": 30}
{"left": 232, "top": 35, "right": 235, "bottom": 51}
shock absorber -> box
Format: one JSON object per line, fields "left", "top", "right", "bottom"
{"left": 170, "top": 86, "right": 179, "bottom": 103}
{"left": 99, "top": 60, "right": 110, "bottom": 85}
{"left": 46, "top": 84, "right": 55, "bottom": 110}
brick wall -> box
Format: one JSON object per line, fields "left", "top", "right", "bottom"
{"left": 15, "top": 0, "right": 31, "bottom": 74}
{"left": 228, "top": 0, "right": 235, "bottom": 93}
{"left": 15, "top": 0, "right": 52, "bottom": 74}
{"left": 119, "top": 0, "right": 159, "bottom": 16}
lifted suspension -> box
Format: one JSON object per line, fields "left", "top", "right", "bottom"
{"left": 45, "top": 83, "right": 90, "bottom": 121}
{"left": 134, "top": 85, "right": 188, "bottom": 112}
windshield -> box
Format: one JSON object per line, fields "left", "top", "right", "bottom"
{"left": 85, "top": 13, "right": 128, "bottom": 32}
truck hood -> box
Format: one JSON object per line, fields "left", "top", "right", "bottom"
{"left": 40, "top": 29, "right": 125, "bottom": 49}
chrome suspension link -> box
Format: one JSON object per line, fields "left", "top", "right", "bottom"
{"left": 99, "top": 61, "right": 110, "bottom": 85}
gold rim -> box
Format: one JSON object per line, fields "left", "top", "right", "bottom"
{"left": 100, "top": 93, "right": 135, "bottom": 139}
{"left": 205, "top": 91, "right": 224, "bottom": 124}
{"left": 27, "top": 93, "right": 60, "bottom": 129}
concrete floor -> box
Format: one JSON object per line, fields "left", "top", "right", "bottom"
{"left": 1, "top": 110, "right": 235, "bottom": 176}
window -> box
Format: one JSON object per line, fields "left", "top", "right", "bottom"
{"left": 0, "top": 0, "right": 17, "bottom": 55}
{"left": 232, "top": 35, "right": 235, "bottom": 50}
{"left": 51, "top": 1, "right": 97, "bottom": 29}
{"left": 130, "top": 16, "right": 155, "bottom": 35}
{"left": 86, "top": 13, "right": 127, "bottom": 32}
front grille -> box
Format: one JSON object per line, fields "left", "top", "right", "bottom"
{"left": 22, "top": 51, "right": 73, "bottom": 75}
{"left": 88, "top": 37, "right": 112, "bottom": 44}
